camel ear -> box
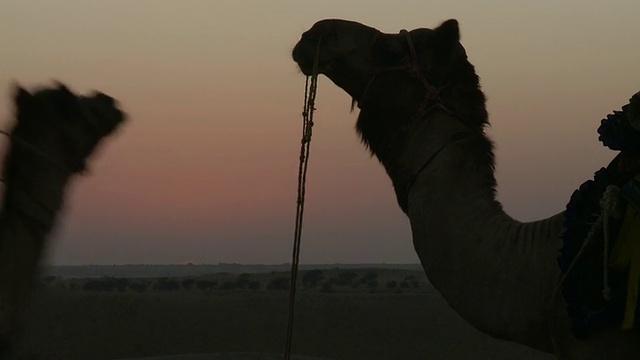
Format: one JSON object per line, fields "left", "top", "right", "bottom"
{"left": 54, "top": 81, "right": 71, "bottom": 94}
{"left": 434, "top": 19, "right": 460, "bottom": 43}
{"left": 12, "top": 84, "right": 32, "bottom": 109}
{"left": 433, "top": 19, "right": 460, "bottom": 57}
{"left": 53, "top": 81, "right": 80, "bottom": 114}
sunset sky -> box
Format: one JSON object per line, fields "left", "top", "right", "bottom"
{"left": 1, "top": 1, "right": 639, "bottom": 265}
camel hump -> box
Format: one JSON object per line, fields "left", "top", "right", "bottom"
{"left": 598, "top": 91, "right": 640, "bottom": 155}
{"left": 559, "top": 91, "right": 640, "bottom": 337}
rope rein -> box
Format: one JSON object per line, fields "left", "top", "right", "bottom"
{"left": 0, "top": 129, "right": 71, "bottom": 183}
{"left": 284, "top": 39, "right": 322, "bottom": 360}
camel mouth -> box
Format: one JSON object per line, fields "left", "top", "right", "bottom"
{"left": 295, "top": 61, "right": 320, "bottom": 76}
{"left": 292, "top": 39, "right": 332, "bottom": 76}
{"left": 294, "top": 54, "right": 338, "bottom": 77}
{"left": 292, "top": 52, "right": 314, "bottom": 76}
{"left": 80, "top": 93, "right": 127, "bottom": 137}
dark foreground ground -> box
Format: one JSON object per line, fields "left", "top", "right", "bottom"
{"left": 18, "top": 269, "right": 554, "bottom": 360}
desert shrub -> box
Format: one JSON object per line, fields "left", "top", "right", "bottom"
{"left": 247, "top": 281, "right": 260, "bottom": 290}
{"left": 155, "top": 278, "right": 180, "bottom": 291}
{"left": 83, "top": 280, "right": 115, "bottom": 292}
{"left": 387, "top": 280, "right": 398, "bottom": 289}
{"left": 42, "top": 275, "right": 57, "bottom": 283}
{"left": 400, "top": 275, "right": 419, "bottom": 288}
{"left": 113, "top": 278, "right": 129, "bottom": 292}
{"left": 366, "top": 280, "right": 378, "bottom": 293}
{"left": 335, "top": 271, "right": 358, "bottom": 286}
{"left": 302, "top": 270, "right": 324, "bottom": 288}
{"left": 359, "top": 271, "right": 379, "bottom": 292}
{"left": 181, "top": 278, "right": 195, "bottom": 290}
{"left": 267, "top": 277, "right": 290, "bottom": 291}
{"left": 361, "top": 271, "right": 378, "bottom": 283}
{"left": 196, "top": 280, "right": 217, "bottom": 291}
{"left": 233, "top": 273, "right": 253, "bottom": 289}
{"left": 320, "top": 281, "right": 334, "bottom": 293}
{"left": 220, "top": 281, "right": 237, "bottom": 290}
{"left": 81, "top": 278, "right": 128, "bottom": 292}
{"left": 236, "top": 273, "right": 251, "bottom": 287}
{"left": 129, "top": 282, "right": 148, "bottom": 293}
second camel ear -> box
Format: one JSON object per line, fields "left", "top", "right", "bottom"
{"left": 432, "top": 19, "right": 461, "bottom": 58}
{"left": 13, "top": 84, "right": 32, "bottom": 111}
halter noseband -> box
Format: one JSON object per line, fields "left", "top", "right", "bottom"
{"left": 358, "top": 29, "right": 445, "bottom": 117}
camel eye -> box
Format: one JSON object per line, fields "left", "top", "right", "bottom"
{"left": 321, "top": 31, "right": 337, "bottom": 43}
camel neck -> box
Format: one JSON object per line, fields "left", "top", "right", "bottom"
{"left": 0, "top": 146, "right": 75, "bottom": 340}
{"left": 378, "top": 108, "right": 476, "bottom": 212}
{"left": 1, "top": 146, "right": 73, "bottom": 229}
{"left": 397, "top": 111, "right": 564, "bottom": 352}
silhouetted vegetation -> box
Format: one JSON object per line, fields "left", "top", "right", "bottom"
{"left": 128, "top": 282, "right": 148, "bottom": 293}
{"left": 267, "top": 277, "right": 289, "bottom": 291}
{"left": 335, "top": 271, "right": 358, "bottom": 286}
{"left": 220, "top": 281, "right": 237, "bottom": 290}
{"left": 361, "top": 271, "right": 378, "bottom": 283}
{"left": 83, "top": 280, "right": 112, "bottom": 292}
{"left": 80, "top": 278, "right": 129, "bottom": 292}
{"left": 114, "top": 278, "right": 129, "bottom": 292}
{"left": 356, "top": 272, "right": 378, "bottom": 293}
{"left": 320, "top": 281, "right": 335, "bottom": 293}
{"left": 400, "top": 275, "right": 419, "bottom": 288}
{"left": 196, "top": 280, "right": 218, "bottom": 291}
{"left": 154, "top": 278, "right": 180, "bottom": 291}
{"left": 301, "top": 270, "right": 324, "bottom": 288}
{"left": 235, "top": 273, "right": 251, "bottom": 289}
{"left": 83, "top": 278, "right": 119, "bottom": 292}
{"left": 181, "top": 278, "right": 195, "bottom": 290}
{"left": 42, "top": 275, "right": 57, "bottom": 283}
{"left": 65, "top": 269, "right": 424, "bottom": 295}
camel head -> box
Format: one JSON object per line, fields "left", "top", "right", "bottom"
{"left": 292, "top": 19, "right": 488, "bottom": 156}
{"left": 0, "top": 83, "right": 125, "bottom": 356}
{"left": 292, "top": 19, "right": 380, "bottom": 101}
{"left": 7, "top": 83, "right": 126, "bottom": 177}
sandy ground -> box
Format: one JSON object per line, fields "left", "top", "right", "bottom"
{"left": 118, "top": 354, "right": 334, "bottom": 360}
{"left": 17, "top": 271, "right": 555, "bottom": 360}
{"left": 118, "top": 353, "right": 334, "bottom": 360}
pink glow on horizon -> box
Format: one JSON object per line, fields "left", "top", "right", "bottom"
{"left": 1, "top": 1, "right": 639, "bottom": 265}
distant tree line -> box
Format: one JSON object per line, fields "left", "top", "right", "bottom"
{"left": 54, "top": 270, "right": 422, "bottom": 294}
{"left": 79, "top": 273, "right": 262, "bottom": 292}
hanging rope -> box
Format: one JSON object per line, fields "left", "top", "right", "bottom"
{"left": 600, "top": 185, "right": 624, "bottom": 300}
{"left": 552, "top": 185, "right": 624, "bottom": 303}
{"left": 0, "top": 130, "right": 9, "bottom": 183}
{"left": 284, "top": 39, "right": 322, "bottom": 360}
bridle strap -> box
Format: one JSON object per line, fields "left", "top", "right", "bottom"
{"left": 356, "top": 29, "right": 466, "bottom": 212}
{"left": 399, "top": 30, "right": 444, "bottom": 116}
{"left": 358, "top": 31, "right": 382, "bottom": 109}
{"left": 359, "top": 29, "right": 445, "bottom": 117}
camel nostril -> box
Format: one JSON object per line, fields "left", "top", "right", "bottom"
{"left": 292, "top": 44, "right": 304, "bottom": 63}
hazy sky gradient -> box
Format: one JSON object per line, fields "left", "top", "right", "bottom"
{"left": 1, "top": 1, "right": 639, "bottom": 265}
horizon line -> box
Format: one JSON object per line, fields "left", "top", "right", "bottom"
{"left": 44, "top": 262, "right": 423, "bottom": 267}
